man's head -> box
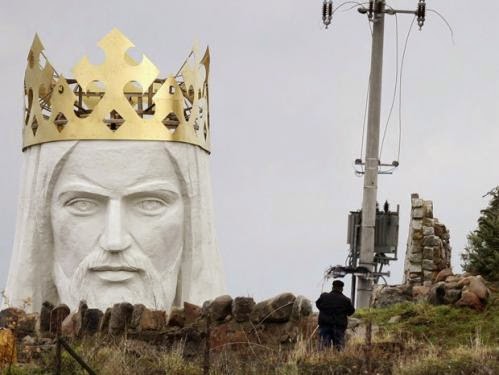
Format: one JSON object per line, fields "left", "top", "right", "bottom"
{"left": 50, "top": 141, "right": 184, "bottom": 311}
{"left": 332, "top": 280, "right": 344, "bottom": 292}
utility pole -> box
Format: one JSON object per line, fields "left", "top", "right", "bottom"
{"left": 321, "top": 0, "right": 427, "bottom": 308}
{"left": 357, "top": 0, "right": 386, "bottom": 309}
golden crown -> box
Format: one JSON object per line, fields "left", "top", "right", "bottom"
{"left": 23, "top": 29, "right": 211, "bottom": 152}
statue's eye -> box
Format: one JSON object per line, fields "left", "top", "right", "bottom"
{"left": 66, "top": 199, "right": 100, "bottom": 215}
{"left": 135, "top": 198, "right": 167, "bottom": 215}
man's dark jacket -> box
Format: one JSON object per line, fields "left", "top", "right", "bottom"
{"left": 315, "top": 290, "right": 355, "bottom": 329}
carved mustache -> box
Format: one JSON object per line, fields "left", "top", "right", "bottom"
{"left": 89, "top": 265, "right": 142, "bottom": 272}
{"left": 85, "top": 248, "right": 148, "bottom": 273}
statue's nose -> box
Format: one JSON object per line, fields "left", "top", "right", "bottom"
{"left": 99, "top": 198, "right": 132, "bottom": 252}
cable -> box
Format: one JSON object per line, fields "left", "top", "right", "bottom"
{"left": 427, "top": 9, "right": 455, "bottom": 45}
{"left": 379, "top": 11, "right": 399, "bottom": 160}
{"left": 397, "top": 16, "right": 417, "bottom": 164}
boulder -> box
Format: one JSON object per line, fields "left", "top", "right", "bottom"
{"left": 231, "top": 297, "right": 255, "bottom": 323}
{"left": 50, "top": 304, "right": 70, "bottom": 334}
{"left": 372, "top": 285, "right": 412, "bottom": 308}
{"left": 73, "top": 301, "right": 88, "bottom": 337}
{"left": 412, "top": 286, "right": 430, "bottom": 302}
{"left": 82, "top": 309, "right": 103, "bottom": 335}
{"left": 208, "top": 295, "right": 233, "bottom": 322}
{"left": 0, "top": 308, "right": 26, "bottom": 330}
{"left": 455, "top": 290, "right": 484, "bottom": 311}
{"left": 16, "top": 313, "right": 37, "bottom": 338}
{"left": 168, "top": 307, "right": 185, "bottom": 328}
{"left": 468, "top": 276, "right": 490, "bottom": 300}
{"left": 100, "top": 308, "right": 112, "bottom": 333}
{"left": 428, "top": 282, "right": 446, "bottom": 305}
{"left": 61, "top": 313, "right": 77, "bottom": 337}
{"left": 435, "top": 268, "right": 453, "bottom": 283}
{"left": 184, "top": 302, "right": 202, "bottom": 325}
{"left": 39, "top": 301, "right": 54, "bottom": 333}
{"left": 130, "top": 304, "right": 146, "bottom": 330}
{"left": 109, "top": 303, "right": 133, "bottom": 335}
{"left": 388, "top": 315, "right": 401, "bottom": 324}
{"left": 291, "top": 296, "right": 312, "bottom": 321}
{"left": 250, "top": 293, "right": 296, "bottom": 323}
{"left": 443, "top": 289, "right": 462, "bottom": 305}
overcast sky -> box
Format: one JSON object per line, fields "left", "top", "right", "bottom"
{"left": 1, "top": 0, "right": 498, "bottom": 304}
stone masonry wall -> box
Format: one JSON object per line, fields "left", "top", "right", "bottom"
{"left": 403, "top": 193, "right": 451, "bottom": 286}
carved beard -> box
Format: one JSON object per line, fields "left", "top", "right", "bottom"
{"left": 53, "top": 247, "right": 181, "bottom": 312}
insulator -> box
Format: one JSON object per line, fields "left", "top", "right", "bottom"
{"left": 417, "top": 0, "right": 426, "bottom": 29}
{"left": 368, "top": 0, "right": 374, "bottom": 20}
{"left": 322, "top": 0, "right": 333, "bottom": 28}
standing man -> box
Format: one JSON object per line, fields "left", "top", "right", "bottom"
{"left": 316, "top": 280, "right": 355, "bottom": 350}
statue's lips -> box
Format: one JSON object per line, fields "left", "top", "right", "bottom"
{"left": 89, "top": 266, "right": 141, "bottom": 282}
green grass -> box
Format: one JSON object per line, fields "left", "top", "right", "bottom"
{"left": 355, "top": 283, "right": 499, "bottom": 347}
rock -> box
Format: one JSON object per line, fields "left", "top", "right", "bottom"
{"left": 109, "top": 303, "right": 133, "bottom": 335}
{"left": 456, "top": 291, "right": 484, "bottom": 311}
{"left": 168, "top": 307, "right": 185, "bottom": 328}
{"left": 435, "top": 268, "right": 453, "bottom": 283}
{"left": 16, "top": 314, "right": 37, "bottom": 337}
{"left": 347, "top": 317, "right": 362, "bottom": 329}
{"left": 388, "top": 315, "right": 401, "bottom": 324}
{"left": 100, "top": 308, "right": 112, "bottom": 333}
{"left": 61, "top": 313, "right": 77, "bottom": 337}
{"left": 22, "top": 335, "right": 35, "bottom": 345}
{"left": 422, "top": 218, "right": 435, "bottom": 227}
{"left": 184, "top": 302, "right": 202, "bottom": 325}
{"left": 434, "top": 223, "right": 447, "bottom": 237}
{"left": 250, "top": 293, "right": 296, "bottom": 323}
{"left": 412, "top": 220, "right": 423, "bottom": 231}
{"left": 423, "top": 201, "right": 433, "bottom": 218}
{"left": 412, "top": 286, "right": 430, "bottom": 302}
{"left": 412, "top": 198, "right": 424, "bottom": 208}
{"left": 130, "top": 304, "right": 146, "bottom": 330}
{"left": 409, "top": 253, "right": 422, "bottom": 263}
{"left": 39, "top": 301, "right": 54, "bottom": 333}
{"left": 457, "top": 276, "right": 472, "bottom": 288}
{"left": 422, "top": 259, "right": 436, "bottom": 271}
{"left": 139, "top": 309, "right": 167, "bottom": 331}
{"left": 423, "top": 247, "right": 434, "bottom": 259}
{"left": 208, "top": 295, "right": 233, "bottom": 321}
{"left": 372, "top": 285, "right": 412, "bottom": 308}
{"left": 428, "top": 282, "right": 446, "bottom": 305}
{"left": 423, "top": 236, "right": 441, "bottom": 248}
{"left": 232, "top": 297, "right": 255, "bottom": 323}
{"left": 443, "top": 289, "right": 462, "bottom": 305}
{"left": 422, "top": 226, "right": 435, "bottom": 236}
{"left": 0, "top": 328, "right": 16, "bottom": 367}
{"left": 468, "top": 276, "right": 490, "bottom": 300}
{"left": 50, "top": 304, "right": 70, "bottom": 334}
{"left": 0, "top": 308, "right": 26, "bottom": 330}
{"left": 73, "top": 301, "right": 88, "bottom": 337}
{"left": 82, "top": 309, "right": 103, "bottom": 335}
{"left": 445, "top": 275, "right": 462, "bottom": 283}
{"left": 291, "top": 296, "right": 312, "bottom": 321}
{"left": 413, "top": 208, "right": 424, "bottom": 219}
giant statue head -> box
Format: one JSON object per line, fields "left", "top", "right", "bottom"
{"left": 3, "top": 29, "right": 225, "bottom": 312}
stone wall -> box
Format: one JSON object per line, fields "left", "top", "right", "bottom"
{"left": 403, "top": 193, "right": 451, "bottom": 285}
{"left": 0, "top": 293, "right": 315, "bottom": 363}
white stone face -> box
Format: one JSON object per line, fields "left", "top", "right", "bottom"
{"left": 51, "top": 142, "right": 184, "bottom": 311}
{"left": 3, "top": 141, "right": 226, "bottom": 312}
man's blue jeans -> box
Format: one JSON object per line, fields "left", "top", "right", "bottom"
{"left": 319, "top": 325, "right": 346, "bottom": 350}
